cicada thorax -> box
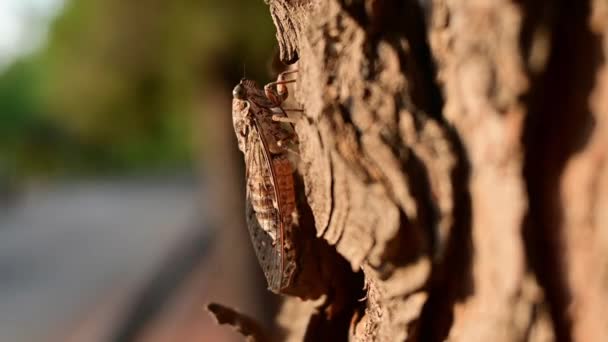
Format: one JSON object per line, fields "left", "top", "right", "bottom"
{"left": 232, "top": 99, "right": 250, "bottom": 154}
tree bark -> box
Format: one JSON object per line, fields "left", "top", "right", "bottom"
{"left": 253, "top": 0, "right": 608, "bottom": 340}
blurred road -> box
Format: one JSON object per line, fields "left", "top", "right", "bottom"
{"left": 0, "top": 177, "right": 202, "bottom": 342}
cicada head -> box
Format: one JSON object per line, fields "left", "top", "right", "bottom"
{"left": 232, "top": 81, "right": 247, "bottom": 100}
{"left": 231, "top": 78, "right": 263, "bottom": 153}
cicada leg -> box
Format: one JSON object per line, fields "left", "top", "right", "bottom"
{"left": 266, "top": 70, "right": 303, "bottom": 124}
{"left": 277, "top": 133, "right": 298, "bottom": 147}
{"left": 276, "top": 134, "right": 299, "bottom": 156}
{"left": 264, "top": 69, "right": 299, "bottom": 107}
{"left": 271, "top": 114, "right": 298, "bottom": 124}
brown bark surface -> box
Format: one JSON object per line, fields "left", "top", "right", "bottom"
{"left": 228, "top": 0, "right": 608, "bottom": 341}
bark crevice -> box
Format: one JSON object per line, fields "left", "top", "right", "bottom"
{"left": 521, "top": 0, "right": 604, "bottom": 340}
{"left": 220, "top": 0, "right": 608, "bottom": 340}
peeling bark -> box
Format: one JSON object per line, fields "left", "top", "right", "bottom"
{"left": 226, "top": 0, "right": 608, "bottom": 340}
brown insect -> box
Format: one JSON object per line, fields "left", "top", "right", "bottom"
{"left": 231, "top": 70, "right": 300, "bottom": 292}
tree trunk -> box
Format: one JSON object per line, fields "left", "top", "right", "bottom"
{"left": 243, "top": 0, "right": 608, "bottom": 340}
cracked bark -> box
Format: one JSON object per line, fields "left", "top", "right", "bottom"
{"left": 243, "top": 0, "right": 608, "bottom": 340}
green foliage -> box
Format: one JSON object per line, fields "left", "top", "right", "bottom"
{"left": 0, "top": 58, "right": 42, "bottom": 143}
{"left": 0, "top": 0, "right": 276, "bottom": 177}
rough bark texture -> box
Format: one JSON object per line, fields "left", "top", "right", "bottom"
{"left": 252, "top": 0, "right": 608, "bottom": 340}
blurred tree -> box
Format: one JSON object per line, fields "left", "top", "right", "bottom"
{"left": 0, "top": 0, "right": 276, "bottom": 175}
{"left": 0, "top": 57, "right": 69, "bottom": 176}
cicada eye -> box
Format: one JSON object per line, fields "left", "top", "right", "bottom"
{"left": 232, "top": 84, "right": 246, "bottom": 100}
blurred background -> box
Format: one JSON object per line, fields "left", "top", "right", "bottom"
{"left": 0, "top": 0, "right": 279, "bottom": 340}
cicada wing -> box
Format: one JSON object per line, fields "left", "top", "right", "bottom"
{"left": 243, "top": 133, "right": 284, "bottom": 293}
{"left": 245, "top": 195, "right": 283, "bottom": 292}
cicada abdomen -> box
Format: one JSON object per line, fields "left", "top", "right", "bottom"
{"left": 245, "top": 151, "right": 297, "bottom": 291}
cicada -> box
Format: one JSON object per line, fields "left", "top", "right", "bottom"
{"left": 231, "top": 70, "right": 300, "bottom": 292}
